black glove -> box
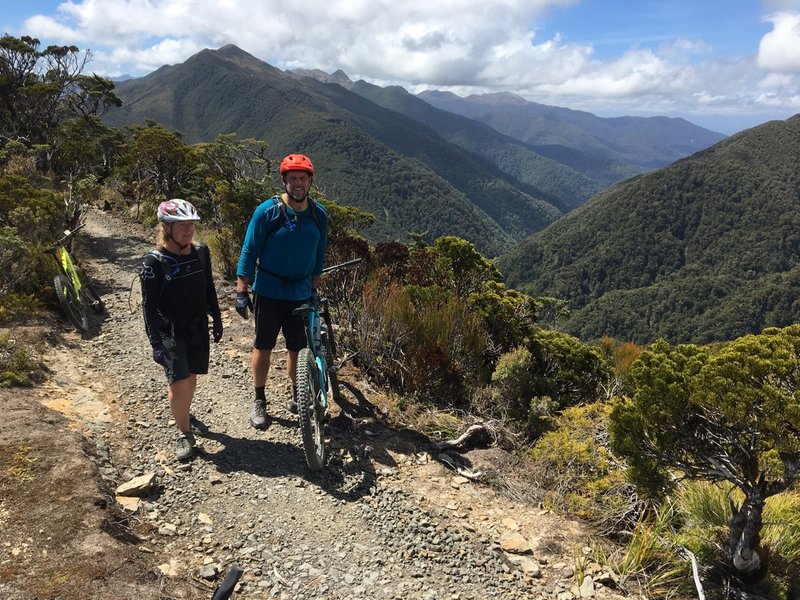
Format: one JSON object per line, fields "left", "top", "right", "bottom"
{"left": 212, "top": 315, "right": 223, "bottom": 342}
{"left": 235, "top": 291, "right": 252, "bottom": 319}
{"left": 152, "top": 344, "right": 170, "bottom": 366}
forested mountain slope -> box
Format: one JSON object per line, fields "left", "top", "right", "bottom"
{"left": 104, "top": 45, "right": 561, "bottom": 256}
{"left": 498, "top": 115, "right": 800, "bottom": 344}
{"left": 419, "top": 90, "right": 726, "bottom": 170}
{"left": 294, "top": 73, "right": 600, "bottom": 212}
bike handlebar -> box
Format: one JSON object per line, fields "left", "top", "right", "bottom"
{"left": 321, "top": 258, "right": 362, "bottom": 275}
{"left": 51, "top": 222, "right": 86, "bottom": 248}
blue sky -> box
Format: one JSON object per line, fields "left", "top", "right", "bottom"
{"left": 4, "top": 0, "right": 800, "bottom": 134}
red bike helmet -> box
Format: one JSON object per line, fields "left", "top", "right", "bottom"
{"left": 279, "top": 154, "right": 315, "bottom": 175}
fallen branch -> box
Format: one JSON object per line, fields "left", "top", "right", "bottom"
{"left": 434, "top": 423, "right": 491, "bottom": 451}
{"left": 438, "top": 452, "right": 483, "bottom": 480}
{"left": 681, "top": 547, "right": 705, "bottom": 600}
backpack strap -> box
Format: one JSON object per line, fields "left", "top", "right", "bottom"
{"left": 147, "top": 242, "right": 207, "bottom": 282}
{"left": 264, "top": 195, "right": 321, "bottom": 236}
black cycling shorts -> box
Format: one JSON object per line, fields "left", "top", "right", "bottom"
{"left": 253, "top": 295, "right": 307, "bottom": 352}
{"left": 161, "top": 317, "right": 210, "bottom": 383}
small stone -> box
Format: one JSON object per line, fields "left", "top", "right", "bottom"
{"left": 115, "top": 472, "right": 156, "bottom": 497}
{"left": 499, "top": 532, "right": 532, "bottom": 554}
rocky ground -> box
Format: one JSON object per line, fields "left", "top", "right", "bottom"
{"left": 0, "top": 207, "right": 639, "bottom": 599}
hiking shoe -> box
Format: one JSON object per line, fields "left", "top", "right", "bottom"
{"left": 249, "top": 398, "right": 269, "bottom": 429}
{"left": 288, "top": 386, "right": 298, "bottom": 414}
{"left": 189, "top": 414, "right": 209, "bottom": 435}
{"left": 175, "top": 432, "right": 195, "bottom": 461}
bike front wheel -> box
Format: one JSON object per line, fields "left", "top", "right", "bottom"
{"left": 53, "top": 274, "right": 89, "bottom": 333}
{"left": 296, "top": 347, "right": 325, "bottom": 471}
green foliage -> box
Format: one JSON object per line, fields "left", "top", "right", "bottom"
{"left": 0, "top": 36, "right": 120, "bottom": 177}
{"left": 0, "top": 175, "right": 64, "bottom": 305}
{"left": 527, "top": 327, "right": 606, "bottom": 408}
{"left": 489, "top": 330, "right": 606, "bottom": 437}
{"left": 490, "top": 347, "right": 539, "bottom": 427}
{"left": 529, "top": 402, "right": 635, "bottom": 529}
{"left": 612, "top": 326, "right": 800, "bottom": 496}
{"left": 0, "top": 335, "right": 40, "bottom": 387}
{"left": 468, "top": 281, "right": 538, "bottom": 360}
{"left": 500, "top": 115, "right": 800, "bottom": 344}
{"left": 324, "top": 198, "right": 375, "bottom": 239}
{"left": 432, "top": 236, "right": 501, "bottom": 296}
{"left": 116, "top": 120, "right": 196, "bottom": 220}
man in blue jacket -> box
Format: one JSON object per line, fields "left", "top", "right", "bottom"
{"left": 235, "top": 153, "right": 328, "bottom": 428}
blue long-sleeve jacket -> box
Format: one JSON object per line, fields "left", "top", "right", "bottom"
{"left": 236, "top": 196, "right": 328, "bottom": 301}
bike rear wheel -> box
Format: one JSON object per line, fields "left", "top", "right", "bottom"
{"left": 80, "top": 280, "right": 105, "bottom": 314}
{"left": 296, "top": 347, "right": 325, "bottom": 471}
{"left": 53, "top": 274, "right": 89, "bottom": 333}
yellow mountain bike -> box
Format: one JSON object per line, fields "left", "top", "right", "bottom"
{"left": 47, "top": 223, "right": 105, "bottom": 333}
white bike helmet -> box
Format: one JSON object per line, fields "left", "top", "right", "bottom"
{"left": 157, "top": 199, "right": 200, "bottom": 222}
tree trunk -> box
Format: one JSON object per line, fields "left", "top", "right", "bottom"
{"left": 729, "top": 493, "right": 765, "bottom": 578}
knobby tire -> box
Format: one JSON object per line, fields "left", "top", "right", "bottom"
{"left": 296, "top": 347, "right": 325, "bottom": 471}
{"left": 53, "top": 274, "right": 89, "bottom": 333}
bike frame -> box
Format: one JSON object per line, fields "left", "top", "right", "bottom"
{"left": 301, "top": 298, "right": 330, "bottom": 411}
{"left": 54, "top": 244, "right": 82, "bottom": 294}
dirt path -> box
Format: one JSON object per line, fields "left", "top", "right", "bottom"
{"left": 0, "top": 208, "right": 624, "bottom": 600}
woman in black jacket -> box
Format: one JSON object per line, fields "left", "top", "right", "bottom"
{"left": 140, "top": 199, "right": 223, "bottom": 461}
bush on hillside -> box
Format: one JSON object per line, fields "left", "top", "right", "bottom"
{"left": 0, "top": 174, "right": 65, "bottom": 316}
{"left": 353, "top": 269, "right": 488, "bottom": 406}
{"left": 528, "top": 402, "right": 639, "bottom": 533}
{"left": 490, "top": 329, "right": 607, "bottom": 438}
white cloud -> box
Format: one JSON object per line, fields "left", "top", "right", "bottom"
{"left": 12, "top": 0, "right": 800, "bottom": 132}
{"left": 758, "top": 11, "right": 800, "bottom": 72}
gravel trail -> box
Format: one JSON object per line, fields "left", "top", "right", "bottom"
{"left": 41, "top": 207, "right": 628, "bottom": 600}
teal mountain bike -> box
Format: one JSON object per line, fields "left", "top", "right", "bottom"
{"left": 293, "top": 258, "right": 361, "bottom": 471}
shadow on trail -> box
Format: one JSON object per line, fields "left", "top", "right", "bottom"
{"left": 199, "top": 431, "right": 309, "bottom": 477}
{"left": 337, "top": 381, "right": 377, "bottom": 419}
{"left": 199, "top": 429, "right": 375, "bottom": 503}
{"left": 336, "top": 382, "right": 483, "bottom": 480}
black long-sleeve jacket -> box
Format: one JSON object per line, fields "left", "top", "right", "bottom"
{"left": 139, "top": 243, "right": 221, "bottom": 348}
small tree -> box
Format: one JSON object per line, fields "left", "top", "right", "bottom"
{"left": 610, "top": 326, "right": 800, "bottom": 581}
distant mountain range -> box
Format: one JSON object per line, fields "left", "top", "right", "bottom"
{"left": 418, "top": 90, "right": 726, "bottom": 170}
{"left": 499, "top": 115, "right": 800, "bottom": 344}
{"left": 103, "top": 45, "right": 723, "bottom": 258}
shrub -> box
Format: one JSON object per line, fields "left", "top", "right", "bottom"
{"left": 0, "top": 335, "right": 41, "bottom": 387}
{"left": 352, "top": 270, "right": 488, "bottom": 406}
{"left": 490, "top": 330, "right": 608, "bottom": 438}
{"left": 529, "top": 402, "right": 639, "bottom": 532}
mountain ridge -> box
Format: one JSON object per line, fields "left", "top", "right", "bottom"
{"left": 498, "top": 114, "right": 800, "bottom": 344}
{"left": 104, "top": 46, "right": 569, "bottom": 256}
{"left": 418, "top": 89, "right": 726, "bottom": 168}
